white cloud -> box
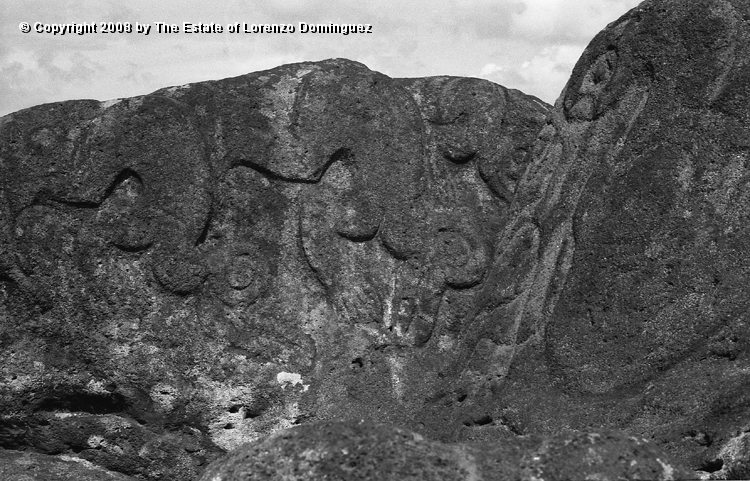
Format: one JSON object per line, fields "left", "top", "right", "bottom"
{"left": 511, "top": 0, "right": 563, "bottom": 39}
{"left": 479, "top": 63, "right": 508, "bottom": 76}
{"left": 476, "top": 44, "right": 584, "bottom": 103}
{"left": 0, "top": 0, "right": 642, "bottom": 115}
{"left": 518, "top": 45, "right": 584, "bottom": 102}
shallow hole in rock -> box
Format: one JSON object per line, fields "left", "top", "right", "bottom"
{"left": 456, "top": 393, "right": 467, "bottom": 403}
{"left": 685, "top": 430, "right": 712, "bottom": 447}
{"left": 463, "top": 414, "right": 494, "bottom": 427}
{"left": 228, "top": 405, "right": 241, "bottom": 413}
{"left": 244, "top": 410, "right": 261, "bottom": 420}
{"left": 699, "top": 458, "right": 724, "bottom": 473}
{"left": 499, "top": 416, "right": 523, "bottom": 435}
{"left": 351, "top": 358, "right": 364, "bottom": 369}
{"left": 474, "top": 415, "right": 493, "bottom": 426}
{"left": 37, "top": 392, "right": 127, "bottom": 415}
{"left": 223, "top": 423, "right": 234, "bottom": 430}
{"left": 195, "top": 215, "right": 211, "bottom": 246}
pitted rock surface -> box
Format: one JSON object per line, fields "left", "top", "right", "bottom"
{"left": 197, "top": 420, "right": 691, "bottom": 481}
{"left": 0, "top": 449, "right": 136, "bottom": 480}
{"left": 1, "top": 0, "right": 750, "bottom": 479}
{"left": 462, "top": 0, "right": 750, "bottom": 478}
{"left": 0, "top": 59, "right": 546, "bottom": 479}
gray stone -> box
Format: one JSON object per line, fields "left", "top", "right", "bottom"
{"left": 0, "top": 449, "right": 135, "bottom": 480}
{"left": 462, "top": 0, "right": 750, "bottom": 477}
{"left": 0, "top": 59, "right": 546, "bottom": 479}
{"left": 197, "top": 420, "right": 691, "bottom": 481}
{"left": 2, "top": 0, "right": 750, "bottom": 479}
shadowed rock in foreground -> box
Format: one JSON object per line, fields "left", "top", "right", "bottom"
{"left": 198, "top": 420, "right": 690, "bottom": 481}
{"left": 0, "top": 449, "right": 135, "bottom": 480}
{"left": 2, "top": 0, "right": 750, "bottom": 479}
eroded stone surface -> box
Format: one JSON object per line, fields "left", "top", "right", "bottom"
{"left": 455, "top": 0, "right": 750, "bottom": 478}
{"left": 197, "top": 420, "right": 691, "bottom": 481}
{"left": 0, "top": 59, "right": 547, "bottom": 479}
{"left": 2, "top": 0, "right": 750, "bottom": 479}
{"left": 0, "top": 449, "right": 136, "bottom": 480}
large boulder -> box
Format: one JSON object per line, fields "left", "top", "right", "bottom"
{"left": 456, "top": 0, "right": 750, "bottom": 478}
{"left": 0, "top": 59, "right": 547, "bottom": 479}
{"left": 2, "top": 0, "right": 750, "bottom": 479}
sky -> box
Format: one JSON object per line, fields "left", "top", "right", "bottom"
{"left": 1, "top": 0, "right": 642, "bottom": 117}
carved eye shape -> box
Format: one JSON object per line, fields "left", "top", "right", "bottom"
{"left": 434, "top": 79, "right": 499, "bottom": 165}
{"left": 430, "top": 218, "right": 490, "bottom": 289}
{"left": 441, "top": 144, "right": 477, "bottom": 164}
{"left": 334, "top": 197, "right": 381, "bottom": 242}
{"left": 565, "top": 48, "right": 619, "bottom": 122}
{"left": 227, "top": 254, "right": 256, "bottom": 291}
{"left": 207, "top": 242, "right": 272, "bottom": 307}
{"left": 99, "top": 170, "right": 153, "bottom": 252}
{"left": 152, "top": 249, "right": 207, "bottom": 295}
{"left": 590, "top": 49, "right": 617, "bottom": 88}
{"left": 106, "top": 169, "right": 144, "bottom": 206}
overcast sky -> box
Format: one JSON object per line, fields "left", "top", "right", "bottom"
{"left": 1, "top": 0, "right": 642, "bottom": 116}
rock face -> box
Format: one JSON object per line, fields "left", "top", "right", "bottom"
{"left": 1, "top": 0, "right": 749, "bottom": 479}
{"left": 0, "top": 58, "right": 547, "bottom": 479}
{"left": 197, "top": 420, "right": 691, "bottom": 481}
{"left": 472, "top": 0, "right": 750, "bottom": 478}
{"left": 0, "top": 449, "right": 135, "bottom": 480}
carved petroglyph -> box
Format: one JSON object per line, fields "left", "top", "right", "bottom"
{"left": 6, "top": 2, "right": 750, "bottom": 477}
{"left": 0, "top": 58, "right": 550, "bottom": 478}
{"left": 98, "top": 170, "right": 154, "bottom": 252}
{"left": 298, "top": 75, "right": 532, "bottom": 350}
{"left": 452, "top": 11, "right": 657, "bottom": 389}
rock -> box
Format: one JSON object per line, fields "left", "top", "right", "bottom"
{"left": 2, "top": 0, "right": 750, "bottom": 479}
{"left": 198, "top": 420, "right": 498, "bottom": 481}
{"left": 0, "top": 449, "right": 136, "bottom": 480}
{"left": 457, "top": 0, "right": 750, "bottom": 477}
{"left": 0, "top": 59, "right": 547, "bottom": 479}
{"left": 197, "top": 419, "right": 691, "bottom": 481}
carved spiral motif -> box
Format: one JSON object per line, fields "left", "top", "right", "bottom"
{"left": 208, "top": 242, "right": 271, "bottom": 307}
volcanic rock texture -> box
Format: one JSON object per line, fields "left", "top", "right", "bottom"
{"left": 1, "top": 0, "right": 750, "bottom": 479}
